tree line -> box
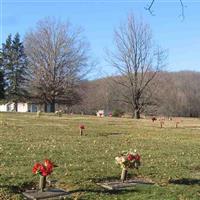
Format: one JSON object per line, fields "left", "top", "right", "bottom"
{"left": 0, "top": 15, "right": 198, "bottom": 118}
{"left": 74, "top": 71, "right": 200, "bottom": 118}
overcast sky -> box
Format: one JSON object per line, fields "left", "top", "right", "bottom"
{"left": 1, "top": 0, "right": 200, "bottom": 78}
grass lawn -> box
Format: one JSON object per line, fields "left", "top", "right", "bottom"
{"left": 0, "top": 112, "right": 199, "bottom": 199}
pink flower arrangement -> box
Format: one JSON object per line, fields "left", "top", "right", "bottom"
{"left": 115, "top": 150, "right": 141, "bottom": 169}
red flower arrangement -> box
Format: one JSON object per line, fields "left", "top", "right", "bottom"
{"left": 32, "top": 159, "right": 54, "bottom": 177}
{"left": 152, "top": 117, "right": 157, "bottom": 122}
{"left": 79, "top": 125, "right": 85, "bottom": 129}
{"left": 79, "top": 124, "right": 85, "bottom": 136}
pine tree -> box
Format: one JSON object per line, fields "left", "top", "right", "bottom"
{"left": 1, "top": 33, "right": 28, "bottom": 111}
{"left": 0, "top": 52, "right": 5, "bottom": 100}
{"left": 0, "top": 70, "right": 5, "bottom": 100}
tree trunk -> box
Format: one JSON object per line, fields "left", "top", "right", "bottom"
{"left": 14, "top": 102, "right": 18, "bottom": 112}
{"left": 50, "top": 99, "right": 55, "bottom": 113}
{"left": 134, "top": 109, "right": 140, "bottom": 119}
{"left": 44, "top": 103, "right": 47, "bottom": 112}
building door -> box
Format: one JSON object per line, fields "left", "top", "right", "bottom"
{"left": 46, "top": 104, "right": 51, "bottom": 112}
{"left": 31, "top": 104, "right": 37, "bottom": 112}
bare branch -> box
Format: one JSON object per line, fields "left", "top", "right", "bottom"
{"left": 145, "top": 0, "right": 185, "bottom": 19}
{"left": 145, "top": 0, "right": 155, "bottom": 15}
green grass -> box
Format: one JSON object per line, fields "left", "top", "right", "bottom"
{"left": 0, "top": 112, "right": 199, "bottom": 199}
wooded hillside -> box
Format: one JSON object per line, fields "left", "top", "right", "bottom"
{"left": 75, "top": 71, "right": 200, "bottom": 117}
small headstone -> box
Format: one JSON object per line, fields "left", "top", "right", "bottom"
{"left": 23, "top": 188, "right": 70, "bottom": 199}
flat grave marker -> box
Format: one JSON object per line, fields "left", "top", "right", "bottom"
{"left": 97, "top": 177, "right": 155, "bottom": 190}
{"left": 23, "top": 188, "right": 70, "bottom": 200}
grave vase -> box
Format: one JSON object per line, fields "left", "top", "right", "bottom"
{"left": 39, "top": 176, "right": 46, "bottom": 192}
{"left": 121, "top": 168, "right": 128, "bottom": 182}
{"left": 80, "top": 128, "right": 83, "bottom": 136}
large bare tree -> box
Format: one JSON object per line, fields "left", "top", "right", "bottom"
{"left": 24, "top": 18, "right": 89, "bottom": 112}
{"left": 107, "top": 15, "right": 166, "bottom": 119}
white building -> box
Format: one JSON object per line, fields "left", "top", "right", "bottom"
{"left": 0, "top": 102, "right": 32, "bottom": 112}
{"left": 0, "top": 102, "right": 66, "bottom": 113}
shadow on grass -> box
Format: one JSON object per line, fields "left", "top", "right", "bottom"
{"left": 68, "top": 187, "right": 137, "bottom": 196}
{"left": 189, "top": 165, "right": 200, "bottom": 171}
{"left": 165, "top": 126, "right": 200, "bottom": 130}
{"left": 88, "top": 175, "right": 120, "bottom": 183}
{"left": 169, "top": 178, "right": 200, "bottom": 185}
{"left": 65, "top": 175, "right": 137, "bottom": 197}
{"left": 89, "top": 174, "right": 139, "bottom": 183}
{"left": 0, "top": 181, "right": 36, "bottom": 193}
{"left": 169, "top": 126, "right": 200, "bottom": 130}
{"left": 97, "top": 132, "right": 125, "bottom": 137}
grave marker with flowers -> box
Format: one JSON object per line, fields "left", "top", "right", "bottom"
{"left": 115, "top": 150, "right": 141, "bottom": 182}
{"left": 175, "top": 118, "right": 181, "bottom": 128}
{"left": 97, "top": 150, "right": 153, "bottom": 191}
{"left": 32, "top": 159, "right": 55, "bottom": 191}
{"left": 55, "top": 110, "right": 62, "bottom": 117}
{"left": 159, "top": 118, "right": 165, "bottom": 128}
{"left": 23, "top": 159, "right": 69, "bottom": 199}
{"left": 79, "top": 124, "right": 85, "bottom": 136}
{"left": 152, "top": 116, "right": 157, "bottom": 122}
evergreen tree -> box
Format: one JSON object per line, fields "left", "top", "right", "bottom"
{"left": 0, "top": 70, "right": 5, "bottom": 100}
{"left": 0, "top": 52, "right": 5, "bottom": 100}
{"left": 1, "top": 33, "right": 28, "bottom": 111}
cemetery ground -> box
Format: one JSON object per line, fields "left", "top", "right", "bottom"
{"left": 0, "top": 113, "right": 199, "bottom": 200}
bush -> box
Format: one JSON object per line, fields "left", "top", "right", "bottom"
{"left": 112, "top": 109, "right": 125, "bottom": 117}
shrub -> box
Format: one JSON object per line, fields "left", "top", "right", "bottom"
{"left": 112, "top": 109, "right": 125, "bottom": 117}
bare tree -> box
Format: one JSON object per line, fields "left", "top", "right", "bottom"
{"left": 107, "top": 14, "right": 166, "bottom": 119}
{"left": 24, "top": 18, "right": 89, "bottom": 112}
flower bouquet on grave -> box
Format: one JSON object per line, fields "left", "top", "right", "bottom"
{"left": 79, "top": 124, "right": 85, "bottom": 136}
{"left": 32, "top": 159, "right": 55, "bottom": 191}
{"left": 115, "top": 150, "right": 141, "bottom": 182}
